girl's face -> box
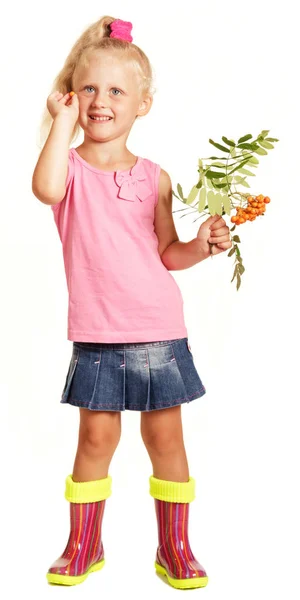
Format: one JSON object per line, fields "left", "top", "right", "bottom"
{"left": 73, "top": 52, "right": 152, "bottom": 142}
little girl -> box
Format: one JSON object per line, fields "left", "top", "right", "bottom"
{"left": 32, "top": 15, "right": 231, "bottom": 590}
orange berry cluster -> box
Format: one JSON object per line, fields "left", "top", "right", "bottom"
{"left": 231, "top": 195, "right": 271, "bottom": 225}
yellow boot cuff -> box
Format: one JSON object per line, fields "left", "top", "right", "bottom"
{"left": 149, "top": 475, "right": 195, "bottom": 503}
{"left": 65, "top": 474, "right": 112, "bottom": 503}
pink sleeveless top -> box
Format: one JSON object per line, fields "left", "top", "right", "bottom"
{"left": 51, "top": 148, "right": 188, "bottom": 342}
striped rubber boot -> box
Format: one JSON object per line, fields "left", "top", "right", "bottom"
{"left": 46, "top": 474, "right": 112, "bottom": 586}
{"left": 149, "top": 475, "right": 208, "bottom": 589}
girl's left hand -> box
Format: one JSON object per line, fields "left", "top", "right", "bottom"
{"left": 196, "top": 215, "right": 232, "bottom": 257}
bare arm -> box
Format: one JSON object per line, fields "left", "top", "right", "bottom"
{"left": 32, "top": 114, "right": 75, "bottom": 205}
{"left": 155, "top": 169, "right": 209, "bottom": 270}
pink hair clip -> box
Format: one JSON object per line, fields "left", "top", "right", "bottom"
{"left": 109, "top": 19, "right": 133, "bottom": 42}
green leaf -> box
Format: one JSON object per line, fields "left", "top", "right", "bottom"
{"left": 241, "top": 150, "right": 258, "bottom": 165}
{"left": 238, "top": 167, "right": 256, "bottom": 176}
{"left": 196, "top": 179, "right": 202, "bottom": 189}
{"left": 236, "top": 245, "right": 241, "bottom": 257}
{"left": 222, "top": 136, "right": 236, "bottom": 147}
{"left": 236, "top": 273, "right": 242, "bottom": 290}
{"left": 238, "top": 134, "right": 253, "bottom": 143}
{"left": 222, "top": 195, "right": 231, "bottom": 215}
{"left": 237, "top": 143, "right": 253, "bottom": 150}
{"left": 214, "top": 183, "right": 229, "bottom": 190}
{"left": 207, "top": 190, "right": 216, "bottom": 216}
{"left": 232, "top": 235, "right": 241, "bottom": 242}
{"left": 198, "top": 187, "right": 206, "bottom": 212}
{"left": 227, "top": 246, "right": 235, "bottom": 257}
{"left": 187, "top": 185, "right": 200, "bottom": 205}
{"left": 206, "top": 178, "right": 214, "bottom": 190}
{"left": 177, "top": 184, "right": 184, "bottom": 199}
{"left": 238, "top": 156, "right": 253, "bottom": 165}
{"left": 230, "top": 225, "right": 236, "bottom": 231}
{"left": 206, "top": 170, "right": 227, "bottom": 179}
{"left": 238, "top": 263, "right": 245, "bottom": 274}
{"left": 172, "top": 190, "right": 181, "bottom": 200}
{"left": 220, "top": 176, "right": 234, "bottom": 183}
{"left": 198, "top": 159, "right": 203, "bottom": 168}
{"left": 233, "top": 175, "right": 250, "bottom": 187}
{"left": 260, "top": 130, "right": 270, "bottom": 137}
{"left": 254, "top": 147, "right": 268, "bottom": 156}
{"left": 228, "top": 158, "right": 251, "bottom": 175}
{"left": 214, "top": 193, "right": 223, "bottom": 215}
{"left": 209, "top": 139, "right": 231, "bottom": 153}
{"left": 205, "top": 156, "right": 227, "bottom": 160}
{"left": 248, "top": 156, "right": 259, "bottom": 165}
{"left": 211, "top": 161, "right": 226, "bottom": 168}
{"left": 258, "top": 140, "right": 274, "bottom": 150}
{"left": 265, "top": 137, "right": 279, "bottom": 142}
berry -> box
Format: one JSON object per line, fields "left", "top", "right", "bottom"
{"left": 231, "top": 192, "right": 270, "bottom": 225}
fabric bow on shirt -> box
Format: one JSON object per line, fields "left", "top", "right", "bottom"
{"left": 115, "top": 161, "right": 152, "bottom": 202}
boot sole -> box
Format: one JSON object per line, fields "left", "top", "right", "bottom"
{"left": 155, "top": 561, "right": 208, "bottom": 589}
{"left": 46, "top": 558, "right": 105, "bottom": 586}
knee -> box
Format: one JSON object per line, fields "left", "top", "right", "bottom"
{"left": 79, "top": 424, "right": 121, "bottom": 457}
{"left": 141, "top": 429, "right": 179, "bottom": 455}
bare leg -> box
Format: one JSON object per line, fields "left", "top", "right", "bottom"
{"left": 140, "top": 405, "right": 189, "bottom": 481}
{"left": 141, "top": 406, "right": 208, "bottom": 588}
{"left": 47, "top": 408, "right": 120, "bottom": 584}
{"left": 72, "top": 408, "right": 121, "bottom": 481}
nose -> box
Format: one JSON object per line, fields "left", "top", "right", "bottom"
{"left": 91, "top": 90, "right": 108, "bottom": 108}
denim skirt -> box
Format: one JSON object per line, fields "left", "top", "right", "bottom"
{"left": 59, "top": 337, "right": 206, "bottom": 412}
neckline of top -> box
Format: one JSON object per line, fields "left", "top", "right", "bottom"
{"left": 71, "top": 148, "right": 142, "bottom": 175}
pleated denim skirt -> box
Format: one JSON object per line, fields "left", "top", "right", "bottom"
{"left": 59, "top": 337, "right": 206, "bottom": 412}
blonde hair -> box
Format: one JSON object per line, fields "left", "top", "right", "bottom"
{"left": 38, "top": 15, "right": 155, "bottom": 149}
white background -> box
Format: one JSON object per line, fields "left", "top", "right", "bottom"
{"left": 2, "top": 0, "right": 299, "bottom": 598}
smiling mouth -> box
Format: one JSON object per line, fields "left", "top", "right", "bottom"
{"left": 89, "top": 116, "right": 113, "bottom": 122}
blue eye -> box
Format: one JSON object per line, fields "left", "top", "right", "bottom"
{"left": 83, "top": 86, "right": 122, "bottom": 95}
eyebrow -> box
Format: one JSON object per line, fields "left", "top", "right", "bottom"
{"left": 80, "top": 82, "right": 127, "bottom": 91}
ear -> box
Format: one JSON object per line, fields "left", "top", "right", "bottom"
{"left": 136, "top": 93, "right": 153, "bottom": 118}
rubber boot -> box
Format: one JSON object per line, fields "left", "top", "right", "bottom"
{"left": 149, "top": 475, "right": 208, "bottom": 589}
{"left": 46, "top": 474, "right": 112, "bottom": 586}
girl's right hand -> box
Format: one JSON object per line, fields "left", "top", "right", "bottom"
{"left": 47, "top": 90, "right": 79, "bottom": 123}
